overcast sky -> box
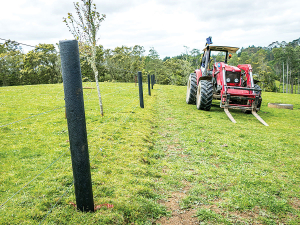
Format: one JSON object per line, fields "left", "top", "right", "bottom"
{"left": 1, "top": 0, "right": 300, "bottom": 58}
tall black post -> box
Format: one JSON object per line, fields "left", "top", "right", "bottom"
{"left": 147, "top": 74, "right": 151, "bottom": 96}
{"left": 59, "top": 40, "right": 94, "bottom": 212}
{"left": 151, "top": 74, "right": 154, "bottom": 89}
{"left": 138, "top": 71, "right": 144, "bottom": 108}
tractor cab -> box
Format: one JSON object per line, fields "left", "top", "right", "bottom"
{"left": 201, "top": 46, "right": 239, "bottom": 65}
{"left": 200, "top": 45, "right": 239, "bottom": 75}
{"left": 198, "top": 45, "right": 242, "bottom": 93}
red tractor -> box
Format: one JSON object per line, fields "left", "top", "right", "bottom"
{"left": 186, "top": 37, "right": 268, "bottom": 126}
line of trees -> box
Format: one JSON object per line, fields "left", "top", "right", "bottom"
{"left": 228, "top": 44, "right": 300, "bottom": 93}
{"left": 1, "top": 39, "right": 299, "bottom": 93}
{"left": 0, "top": 41, "right": 61, "bottom": 86}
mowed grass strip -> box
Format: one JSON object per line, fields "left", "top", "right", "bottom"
{"left": 152, "top": 85, "right": 300, "bottom": 224}
{"left": 0, "top": 82, "right": 167, "bottom": 224}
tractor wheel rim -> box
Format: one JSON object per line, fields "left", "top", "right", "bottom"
{"left": 186, "top": 78, "right": 191, "bottom": 101}
{"left": 196, "top": 83, "right": 201, "bottom": 108}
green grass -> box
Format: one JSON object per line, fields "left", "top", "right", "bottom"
{"left": 0, "top": 82, "right": 299, "bottom": 224}
{"left": 0, "top": 82, "right": 167, "bottom": 224}
{"left": 153, "top": 86, "right": 300, "bottom": 224}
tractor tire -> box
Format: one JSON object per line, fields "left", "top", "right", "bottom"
{"left": 186, "top": 73, "right": 197, "bottom": 104}
{"left": 254, "top": 84, "right": 261, "bottom": 95}
{"left": 243, "top": 84, "right": 262, "bottom": 113}
{"left": 196, "top": 80, "right": 213, "bottom": 111}
{"left": 254, "top": 84, "right": 262, "bottom": 110}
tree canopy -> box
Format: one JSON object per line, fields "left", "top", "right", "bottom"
{"left": 1, "top": 37, "right": 299, "bottom": 94}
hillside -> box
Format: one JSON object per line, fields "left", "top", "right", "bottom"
{"left": 0, "top": 83, "right": 300, "bottom": 224}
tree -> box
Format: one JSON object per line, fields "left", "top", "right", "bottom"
{"left": 145, "top": 47, "right": 164, "bottom": 83}
{"left": 228, "top": 53, "right": 240, "bottom": 66}
{"left": 273, "top": 47, "right": 286, "bottom": 92}
{"left": 146, "top": 47, "right": 160, "bottom": 73}
{"left": 163, "top": 58, "right": 193, "bottom": 85}
{"left": 240, "top": 52, "right": 251, "bottom": 64}
{"left": 190, "top": 48, "right": 201, "bottom": 68}
{"left": 273, "top": 45, "right": 300, "bottom": 94}
{"left": 0, "top": 40, "right": 23, "bottom": 86}
{"left": 21, "top": 44, "right": 60, "bottom": 85}
{"left": 255, "top": 49, "right": 276, "bottom": 92}
{"left": 80, "top": 45, "right": 106, "bottom": 82}
{"left": 104, "top": 45, "right": 145, "bottom": 82}
{"left": 63, "top": 0, "right": 106, "bottom": 116}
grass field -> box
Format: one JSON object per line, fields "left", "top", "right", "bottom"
{"left": 0, "top": 82, "right": 299, "bottom": 224}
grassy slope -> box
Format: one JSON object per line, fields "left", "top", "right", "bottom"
{"left": 0, "top": 83, "right": 166, "bottom": 224}
{"left": 0, "top": 83, "right": 299, "bottom": 224}
{"left": 153, "top": 86, "right": 300, "bottom": 224}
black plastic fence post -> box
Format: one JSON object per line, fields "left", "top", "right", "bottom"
{"left": 59, "top": 40, "right": 94, "bottom": 212}
{"left": 148, "top": 74, "right": 151, "bottom": 96}
{"left": 151, "top": 74, "right": 154, "bottom": 89}
{"left": 138, "top": 71, "right": 144, "bottom": 108}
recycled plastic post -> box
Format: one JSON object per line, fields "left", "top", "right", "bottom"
{"left": 151, "top": 74, "right": 154, "bottom": 89}
{"left": 59, "top": 40, "right": 94, "bottom": 212}
{"left": 147, "top": 74, "right": 151, "bottom": 96}
{"left": 138, "top": 71, "right": 144, "bottom": 108}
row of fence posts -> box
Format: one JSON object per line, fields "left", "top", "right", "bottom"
{"left": 138, "top": 72, "right": 156, "bottom": 108}
{"left": 59, "top": 40, "right": 156, "bottom": 213}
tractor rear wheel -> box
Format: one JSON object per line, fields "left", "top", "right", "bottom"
{"left": 186, "top": 73, "right": 197, "bottom": 104}
{"left": 196, "top": 80, "right": 213, "bottom": 111}
{"left": 243, "top": 84, "right": 262, "bottom": 113}
{"left": 254, "top": 84, "right": 262, "bottom": 110}
{"left": 243, "top": 102, "right": 262, "bottom": 114}
{"left": 254, "top": 84, "right": 261, "bottom": 95}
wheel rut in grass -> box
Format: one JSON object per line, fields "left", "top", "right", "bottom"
{"left": 154, "top": 88, "right": 199, "bottom": 224}
{"left": 156, "top": 183, "right": 199, "bottom": 225}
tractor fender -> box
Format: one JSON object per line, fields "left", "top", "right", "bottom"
{"left": 195, "top": 69, "right": 202, "bottom": 85}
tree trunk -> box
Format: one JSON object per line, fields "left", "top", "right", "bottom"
{"left": 282, "top": 62, "right": 284, "bottom": 93}
{"left": 298, "top": 72, "right": 300, "bottom": 94}
{"left": 3, "top": 72, "right": 7, "bottom": 86}
{"left": 279, "top": 77, "right": 282, "bottom": 93}
{"left": 90, "top": 46, "right": 104, "bottom": 116}
{"left": 286, "top": 62, "right": 288, "bottom": 93}
{"left": 298, "top": 71, "right": 300, "bottom": 94}
{"left": 290, "top": 70, "right": 292, "bottom": 94}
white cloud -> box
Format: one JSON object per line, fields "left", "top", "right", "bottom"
{"left": 0, "top": 0, "right": 300, "bottom": 58}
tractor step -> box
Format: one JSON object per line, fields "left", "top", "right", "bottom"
{"left": 224, "top": 108, "right": 269, "bottom": 126}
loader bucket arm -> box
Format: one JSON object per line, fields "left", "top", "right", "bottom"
{"left": 237, "top": 64, "right": 254, "bottom": 88}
